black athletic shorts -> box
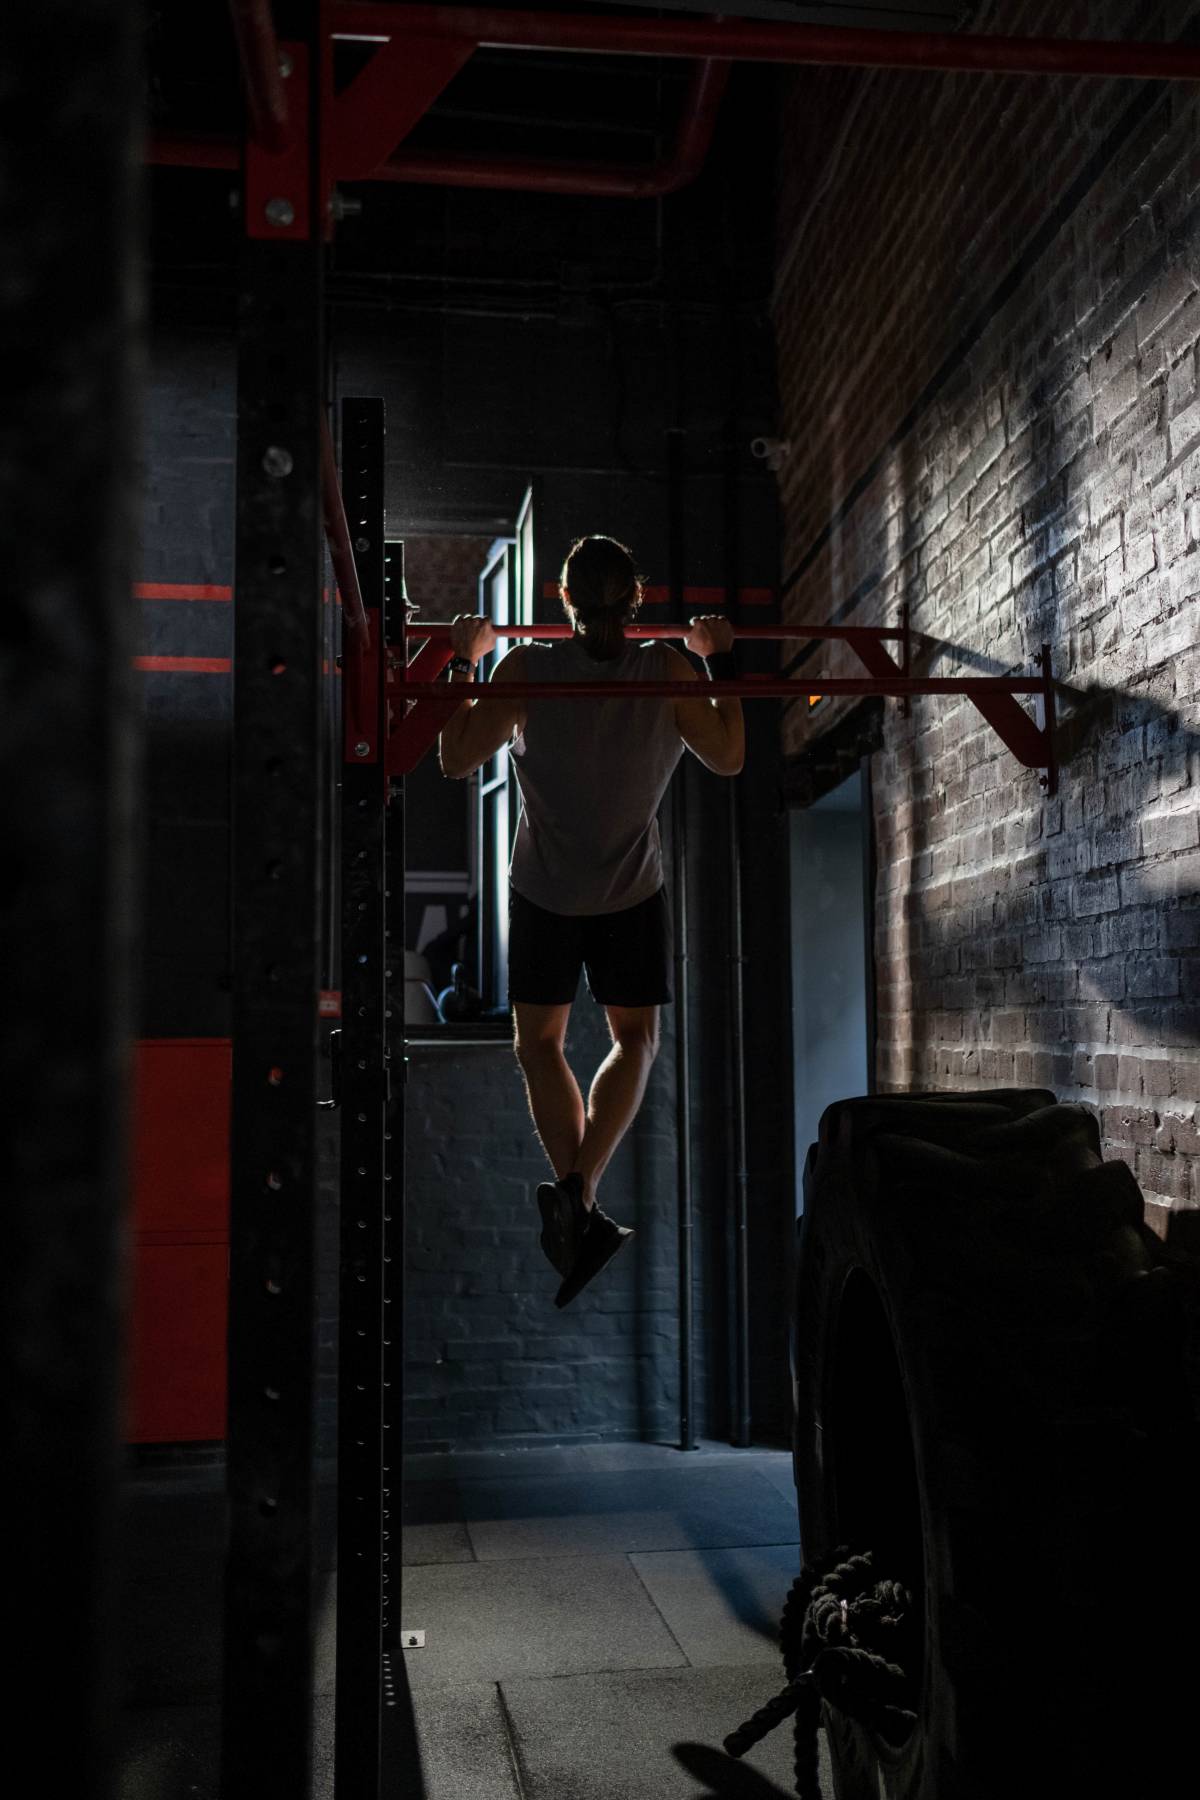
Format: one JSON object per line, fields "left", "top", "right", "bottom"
{"left": 508, "top": 886, "right": 673, "bottom": 1007}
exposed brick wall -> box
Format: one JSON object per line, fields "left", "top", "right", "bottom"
{"left": 402, "top": 534, "right": 497, "bottom": 617}
{"left": 773, "top": 1, "right": 1200, "bottom": 1242}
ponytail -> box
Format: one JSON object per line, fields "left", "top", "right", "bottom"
{"left": 559, "top": 535, "right": 643, "bottom": 662}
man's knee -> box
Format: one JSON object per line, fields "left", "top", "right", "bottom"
{"left": 515, "top": 1034, "right": 553, "bottom": 1073}
{"left": 610, "top": 1008, "right": 660, "bottom": 1060}
{"left": 513, "top": 1003, "right": 570, "bottom": 1071}
{"left": 514, "top": 1028, "right": 566, "bottom": 1074}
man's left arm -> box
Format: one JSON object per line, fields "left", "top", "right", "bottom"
{"left": 438, "top": 615, "right": 527, "bottom": 778}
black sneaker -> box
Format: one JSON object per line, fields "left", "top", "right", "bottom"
{"left": 555, "top": 1204, "right": 634, "bottom": 1310}
{"left": 536, "top": 1173, "right": 587, "bottom": 1278}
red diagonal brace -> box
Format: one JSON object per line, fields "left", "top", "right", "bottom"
{"left": 966, "top": 646, "right": 1057, "bottom": 794}
{"left": 842, "top": 627, "right": 903, "bottom": 680}
{"left": 387, "top": 641, "right": 458, "bottom": 775}
{"left": 328, "top": 33, "right": 475, "bottom": 180}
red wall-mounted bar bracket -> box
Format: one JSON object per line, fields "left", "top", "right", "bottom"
{"left": 382, "top": 618, "right": 1058, "bottom": 792}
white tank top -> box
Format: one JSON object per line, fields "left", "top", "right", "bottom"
{"left": 507, "top": 636, "right": 684, "bottom": 916}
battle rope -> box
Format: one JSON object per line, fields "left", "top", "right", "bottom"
{"left": 723, "top": 1547, "right": 919, "bottom": 1799}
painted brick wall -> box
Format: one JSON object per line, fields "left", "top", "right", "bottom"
{"left": 773, "top": 1, "right": 1200, "bottom": 1243}
{"left": 403, "top": 1011, "right": 681, "bottom": 1449}
{"left": 403, "top": 534, "right": 497, "bottom": 616}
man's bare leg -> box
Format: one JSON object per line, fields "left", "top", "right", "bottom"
{"left": 572, "top": 1004, "right": 660, "bottom": 1207}
{"left": 512, "top": 1002, "right": 584, "bottom": 1180}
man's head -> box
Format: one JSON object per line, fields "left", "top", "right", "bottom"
{"left": 559, "top": 535, "right": 644, "bottom": 661}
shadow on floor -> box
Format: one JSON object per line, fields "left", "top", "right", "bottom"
{"left": 673, "top": 1741, "right": 796, "bottom": 1798}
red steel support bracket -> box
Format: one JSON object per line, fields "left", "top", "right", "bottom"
{"left": 319, "top": 413, "right": 369, "bottom": 639}
{"left": 244, "top": 39, "right": 312, "bottom": 240}
{"left": 323, "top": 26, "right": 474, "bottom": 183}
{"left": 228, "top": 0, "right": 292, "bottom": 153}
{"left": 967, "top": 645, "right": 1058, "bottom": 795}
{"left": 343, "top": 589, "right": 382, "bottom": 763}
{"left": 319, "top": 413, "right": 377, "bottom": 754}
{"left": 386, "top": 641, "right": 458, "bottom": 777}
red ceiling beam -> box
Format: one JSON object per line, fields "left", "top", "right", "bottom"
{"left": 333, "top": 3, "right": 1200, "bottom": 82}
{"left": 155, "top": 5, "right": 1200, "bottom": 192}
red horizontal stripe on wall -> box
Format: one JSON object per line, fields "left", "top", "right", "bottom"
{"left": 135, "top": 655, "right": 232, "bottom": 674}
{"left": 134, "top": 657, "right": 343, "bottom": 676}
{"left": 135, "top": 583, "right": 233, "bottom": 601}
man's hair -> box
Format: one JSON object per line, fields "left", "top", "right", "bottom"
{"left": 559, "top": 535, "right": 644, "bottom": 662}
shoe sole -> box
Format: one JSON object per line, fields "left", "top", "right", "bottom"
{"left": 537, "top": 1183, "right": 573, "bottom": 1277}
{"left": 555, "top": 1224, "right": 634, "bottom": 1310}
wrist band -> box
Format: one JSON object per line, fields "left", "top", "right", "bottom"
{"left": 447, "top": 654, "right": 475, "bottom": 676}
{"left": 703, "top": 650, "right": 737, "bottom": 682}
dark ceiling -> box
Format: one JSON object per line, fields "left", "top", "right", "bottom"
{"left": 145, "top": 2, "right": 965, "bottom": 313}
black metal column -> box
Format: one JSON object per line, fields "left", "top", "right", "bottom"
{"left": 222, "top": 46, "right": 325, "bottom": 1800}
{"left": 2, "top": 7, "right": 142, "bottom": 1797}
{"left": 380, "top": 538, "right": 410, "bottom": 1779}
{"left": 335, "top": 398, "right": 389, "bottom": 1800}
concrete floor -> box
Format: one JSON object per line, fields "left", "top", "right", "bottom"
{"left": 119, "top": 1441, "right": 833, "bottom": 1798}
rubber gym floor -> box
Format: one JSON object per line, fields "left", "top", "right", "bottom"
{"left": 118, "top": 1439, "right": 836, "bottom": 1798}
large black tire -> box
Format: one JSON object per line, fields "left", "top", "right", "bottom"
{"left": 792, "top": 1091, "right": 1198, "bottom": 1800}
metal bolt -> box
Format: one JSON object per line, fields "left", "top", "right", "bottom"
{"left": 355, "top": 535, "right": 371, "bottom": 553}
{"left": 262, "top": 445, "right": 293, "bottom": 478}
{"left": 330, "top": 191, "right": 363, "bottom": 222}
{"left": 265, "top": 196, "right": 295, "bottom": 228}
{"left": 278, "top": 51, "right": 294, "bottom": 78}
{"left": 355, "top": 740, "right": 371, "bottom": 757}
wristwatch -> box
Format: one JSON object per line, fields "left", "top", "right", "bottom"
{"left": 447, "top": 654, "right": 475, "bottom": 676}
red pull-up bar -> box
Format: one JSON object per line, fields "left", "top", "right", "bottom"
{"left": 405, "top": 620, "right": 906, "bottom": 643}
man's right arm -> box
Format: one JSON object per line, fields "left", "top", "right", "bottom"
{"left": 666, "top": 625, "right": 744, "bottom": 775}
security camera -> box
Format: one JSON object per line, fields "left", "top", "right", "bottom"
{"left": 750, "top": 436, "right": 792, "bottom": 472}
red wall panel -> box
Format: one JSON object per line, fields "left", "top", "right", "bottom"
{"left": 128, "top": 1039, "right": 231, "bottom": 1441}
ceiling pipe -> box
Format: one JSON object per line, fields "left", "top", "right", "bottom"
{"left": 334, "top": 3, "right": 1200, "bottom": 82}
{"left": 375, "top": 57, "right": 729, "bottom": 196}
{"left": 227, "top": 0, "right": 292, "bottom": 151}
{"left": 148, "top": 58, "right": 729, "bottom": 198}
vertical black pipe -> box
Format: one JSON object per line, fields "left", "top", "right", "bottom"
{"left": 666, "top": 422, "right": 695, "bottom": 1453}
{"left": 382, "top": 541, "right": 406, "bottom": 1660}
{"left": 722, "top": 272, "right": 751, "bottom": 1450}
{"left": 727, "top": 781, "right": 750, "bottom": 1447}
{"left": 378, "top": 542, "right": 420, "bottom": 1785}
{"left": 2, "top": 6, "right": 141, "bottom": 1796}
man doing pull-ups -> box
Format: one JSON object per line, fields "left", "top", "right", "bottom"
{"left": 439, "top": 534, "right": 743, "bottom": 1307}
